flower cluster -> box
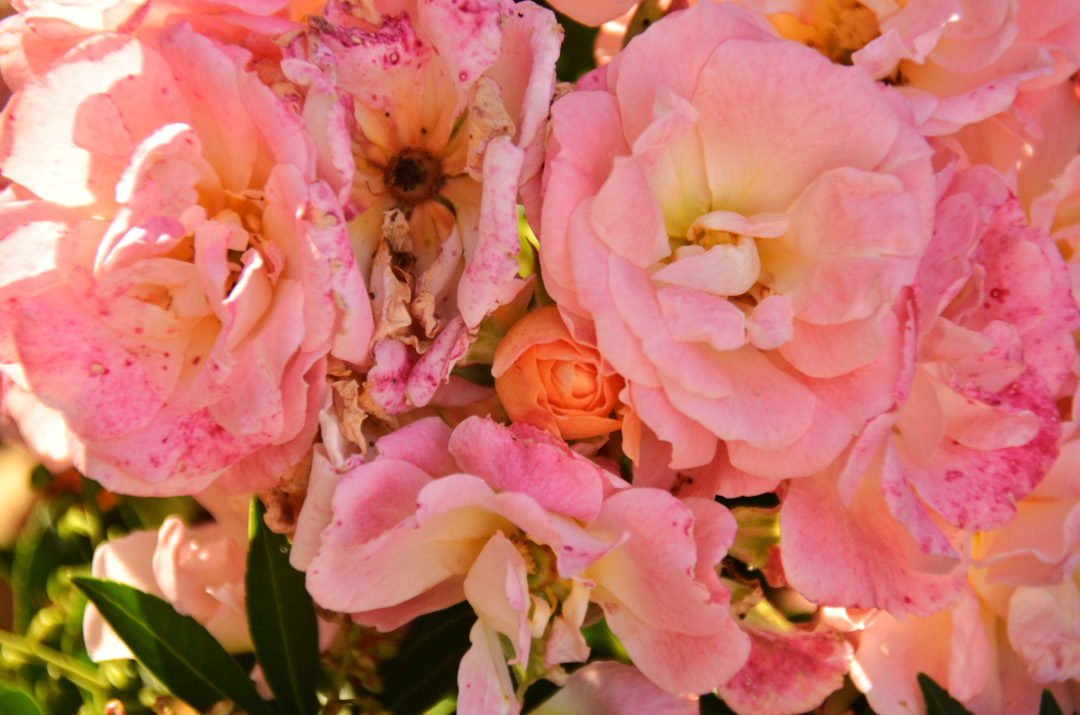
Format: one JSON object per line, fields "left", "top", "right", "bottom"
{"left": 1, "top": 0, "right": 1079, "bottom": 712}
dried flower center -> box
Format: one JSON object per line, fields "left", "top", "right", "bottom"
{"left": 384, "top": 148, "right": 444, "bottom": 206}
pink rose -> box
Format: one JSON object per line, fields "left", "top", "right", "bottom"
{"left": 302, "top": 416, "right": 749, "bottom": 700}
{"left": 540, "top": 1, "right": 935, "bottom": 478}
{"left": 280, "top": 0, "right": 561, "bottom": 413}
{"left": 741, "top": 0, "right": 1080, "bottom": 138}
{"left": 780, "top": 161, "right": 1078, "bottom": 616}
{"left": 0, "top": 19, "right": 372, "bottom": 495}
{"left": 84, "top": 513, "right": 251, "bottom": 659}
{"left": 0, "top": 0, "right": 298, "bottom": 94}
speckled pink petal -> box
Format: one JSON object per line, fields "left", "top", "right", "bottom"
{"left": 303, "top": 179, "right": 374, "bottom": 366}
{"left": 417, "top": 0, "right": 512, "bottom": 99}
{"left": 717, "top": 621, "right": 851, "bottom": 715}
{"left": 406, "top": 314, "right": 469, "bottom": 408}
{"left": 0, "top": 33, "right": 188, "bottom": 208}
{"left": 781, "top": 468, "right": 967, "bottom": 618}
{"left": 79, "top": 404, "right": 267, "bottom": 496}
{"left": 366, "top": 338, "right": 414, "bottom": 415}
{"left": 209, "top": 278, "right": 304, "bottom": 436}
{"left": 484, "top": 2, "right": 561, "bottom": 218}
{"left": 14, "top": 288, "right": 176, "bottom": 440}
{"left": 458, "top": 135, "right": 524, "bottom": 329}
{"left": 906, "top": 371, "right": 1062, "bottom": 531}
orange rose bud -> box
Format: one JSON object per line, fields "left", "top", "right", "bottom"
{"left": 492, "top": 306, "right": 623, "bottom": 440}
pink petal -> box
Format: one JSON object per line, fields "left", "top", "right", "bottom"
{"left": 458, "top": 135, "right": 525, "bottom": 329}
{"left": 718, "top": 621, "right": 852, "bottom": 715}
{"left": 781, "top": 469, "right": 967, "bottom": 618}
{"left": 457, "top": 620, "right": 519, "bottom": 715}
{"left": 462, "top": 530, "right": 531, "bottom": 665}
{"left": 530, "top": 661, "right": 697, "bottom": 715}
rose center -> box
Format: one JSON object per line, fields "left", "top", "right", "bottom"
{"left": 510, "top": 533, "right": 559, "bottom": 592}
{"left": 769, "top": 0, "right": 880, "bottom": 65}
{"left": 384, "top": 148, "right": 444, "bottom": 206}
{"left": 813, "top": 0, "right": 879, "bottom": 64}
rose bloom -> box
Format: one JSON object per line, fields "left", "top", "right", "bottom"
{"left": 778, "top": 157, "right": 1077, "bottom": 620}
{"left": 540, "top": 1, "right": 934, "bottom": 477}
{"left": 0, "top": 17, "right": 372, "bottom": 496}
{"left": 0, "top": 0, "right": 298, "bottom": 93}
{"left": 492, "top": 306, "right": 623, "bottom": 440}
{"left": 281, "top": 0, "right": 560, "bottom": 413}
{"left": 841, "top": 435, "right": 1080, "bottom": 715}
{"left": 84, "top": 488, "right": 252, "bottom": 659}
{"left": 301, "top": 416, "right": 750, "bottom": 703}
{"left": 739, "top": 0, "right": 1080, "bottom": 138}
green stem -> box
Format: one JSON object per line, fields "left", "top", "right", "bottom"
{"left": 0, "top": 630, "right": 109, "bottom": 693}
{"left": 79, "top": 476, "right": 105, "bottom": 548}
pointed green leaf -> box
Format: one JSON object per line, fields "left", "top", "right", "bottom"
{"left": 71, "top": 576, "right": 271, "bottom": 715}
{"left": 380, "top": 601, "right": 475, "bottom": 715}
{"left": 246, "top": 499, "right": 319, "bottom": 715}
{"left": 0, "top": 685, "right": 44, "bottom": 715}
{"left": 1040, "top": 689, "right": 1064, "bottom": 715}
{"left": 918, "top": 673, "right": 973, "bottom": 715}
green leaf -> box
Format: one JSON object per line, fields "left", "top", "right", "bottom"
{"left": 1040, "top": 689, "right": 1064, "bottom": 715}
{"left": 918, "top": 673, "right": 973, "bottom": 715}
{"left": 12, "top": 498, "right": 85, "bottom": 632}
{"left": 622, "top": 0, "right": 667, "bottom": 47}
{"left": 71, "top": 576, "right": 271, "bottom": 715}
{"left": 246, "top": 499, "right": 319, "bottom": 715}
{"left": 698, "top": 694, "right": 738, "bottom": 715}
{"left": 0, "top": 682, "right": 44, "bottom": 715}
{"left": 450, "top": 364, "right": 495, "bottom": 388}
{"left": 380, "top": 601, "right": 476, "bottom": 715}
